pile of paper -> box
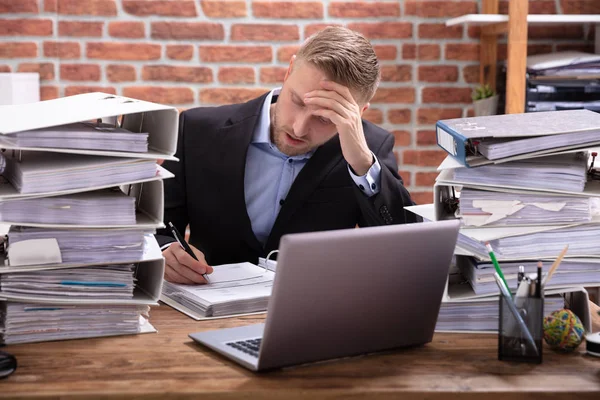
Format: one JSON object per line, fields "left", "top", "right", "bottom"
{"left": 0, "top": 92, "right": 179, "bottom": 344}
{"left": 161, "top": 262, "right": 274, "bottom": 319}
{"left": 0, "top": 303, "right": 151, "bottom": 345}
{"left": 409, "top": 110, "right": 600, "bottom": 332}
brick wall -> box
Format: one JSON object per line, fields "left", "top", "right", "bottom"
{"left": 0, "top": 0, "right": 598, "bottom": 204}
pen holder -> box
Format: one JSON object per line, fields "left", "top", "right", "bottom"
{"left": 498, "top": 294, "right": 544, "bottom": 363}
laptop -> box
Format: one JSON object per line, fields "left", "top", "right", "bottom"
{"left": 189, "top": 219, "right": 460, "bottom": 371}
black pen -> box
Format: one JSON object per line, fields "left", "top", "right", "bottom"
{"left": 168, "top": 222, "right": 210, "bottom": 283}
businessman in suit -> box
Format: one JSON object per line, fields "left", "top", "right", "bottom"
{"left": 157, "top": 27, "right": 419, "bottom": 284}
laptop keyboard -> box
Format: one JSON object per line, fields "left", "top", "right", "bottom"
{"left": 226, "top": 338, "right": 262, "bottom": 358}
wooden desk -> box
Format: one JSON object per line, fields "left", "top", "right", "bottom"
{"left": 2, "top": 305, "right": 599, "bottom": 399}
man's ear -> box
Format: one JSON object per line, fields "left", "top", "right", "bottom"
{"left": 359, "top": 102, "right": 370, "bottom": 116}
{"left": 284, "top": 55, "right": 296, "bottom": 82}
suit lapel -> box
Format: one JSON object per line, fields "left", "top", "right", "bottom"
{"left": 212, "top": 95, "right": 270, "bottom": 255}
{"left": 265, "top": 135, "right": 344, "bottom": 251}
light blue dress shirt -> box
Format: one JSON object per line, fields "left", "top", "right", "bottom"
{"left": 244, "top": 88, "right": 382, "bottom": 246}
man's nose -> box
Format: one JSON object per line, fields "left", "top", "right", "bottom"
{"left": 293, "top": 112, "right": 310, "bottom": 137}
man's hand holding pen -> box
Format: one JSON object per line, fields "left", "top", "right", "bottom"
{"left": 163, "top": 242, "right": 213, "bottom": 284}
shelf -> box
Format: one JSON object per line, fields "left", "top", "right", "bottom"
{"left": 446, "top": 14, "right": 600, "bottom": 26}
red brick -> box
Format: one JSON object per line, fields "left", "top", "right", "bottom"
{"left": 277, "top": 45, "right": 300, "bottom": 62}
{"left": 54, "top": 0, "right": 117, "bottom": 15}
{"left": 201, "top": 45, "right": 272, "bottom": 63}
{"left": 417, "top": 108, "right": 463, "bottom": 125}
{"left": 259, "top": 67, "right": 286, "bottom": 84}
{"left": 87, "top": 42, "right": 161, "bottom": 61}
{"left": 462, "top": 65, "right": 480, "bottom": 84}
{"left": 381, "top": 65, "right": 412, "bottom": 82}
{"left": 17, "top": 62, "right": 54, "bottom": 80}
{"left": 201, "top": 0, "right": 246, "bottom": 17}
{"left": 371, "top": 88, "right": 415, "bottom": 104}
{"left": 362, "top": 108, "right": 383, "bottom": 124}
{"left": 59, "top": 21, "right": 103, "bottom": 37}
{"left": 373, "top": 45, "right": 397, "bottom": 61}
{"left": 0, "top": 0, "right": 38, "bottom": 13}
{"left": 123, "top": 87, "right": 194, "bottom": 104}
{"left": 405, "top": 0, "right": 477, "bottom": 17}
{"left": 392, "top": 130, "right": 411, "bottom": 146}
{"left": 418, "top": 23, "right": 462, "bottom": 39}
{"left": 231, "top": 24, "right": 299, "bottom": 41}
{"left": 403, "top": 149, "right": 446, "bottom": 167}
{"left": 123, "top": 0, "right": 197, "bottom": 16}
{"left": 0, "top": 19, "right": 52, "bottom": 36}
{"left": 416, "top": 130, "right": 437, "bottom": 146}
{"left": 142, "top": 66, "right": 213, "bottom": 83}
{"left": 0, "top": 42, "right": 37, "bottom": 58}
{"left": 253, "top": 1, "right": 323, "bottom": 18}
{"left": 108, "top": 21, "right": 145, "bottom": 39}
{"left": 418, "top": 66, "right": 458, "bottom": 82}
{"left": 43, "top": 41, "right": 80, "bottom": 59}
{"left": 422, "top": 87, "right": 472, "bottom": 104}
{"left": 329, "top": 1, "right": 399, "bottom": 17}
{"left": 398, "top": 170, "right": 411, "bottom": 186}
{"left": 415, "top": 171, "right": 438, "bottom": 187}
{"left": 499, "top": 0, "right": 556, "bottom": 14}
{"left": 152, "top": 22, "right": 224, "bottom": 40}
{"left": 348, "top": 22, "right": 412, "bottom": 39}
{"left": 107, "top": 65, "right": 136, "bottom": 82}
{"left": 445, "top": 44, "right": 479, "bottom": 61}
{"left": 388, "top": 109, "right": 412, "bottom": 124}
{"left": 60, "top": 64, "right": 101, "bottom": 81}
{"left": 410, "top": 191, "right": 434, "bottom": 205}
{"left": 0, "top": 65, "right": 10, "bottom": 72}
{"left": 561, "top": 0, "right": 600, "bottom": 14}
{"left": 200, "top": 88, "right": 270, "bottom": 105}
{"left": 402, "top": 44, "right": 439, "bottom": 60}
{"left": 40, "top": 86, "right": 59, "bottom": 100}
{"left": 167, "top": 45, "right": 193, "bottom": 61}
{"left": 219, "top": 67, "right": 255, "bottom": 84}
{"left": 65, "top": 86, "right": 116, "bottom": 96}
{"left": 528, "top": 25, "right": 584, "bottom": 40}
{"left": 304, "top": 23, "right": 343, "bottom": 38}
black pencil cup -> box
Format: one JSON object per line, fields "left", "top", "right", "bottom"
{"left": 498, "top": 294, "right": 544, "bottom": 363}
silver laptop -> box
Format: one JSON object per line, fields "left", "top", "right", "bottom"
{"left": 189, "top": 219, "right": 460, "bottom": 371}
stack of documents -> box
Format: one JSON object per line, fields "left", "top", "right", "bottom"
{"left": 0, "top": 303, "right": 152, "bottom": 345}
{"left": 161, "top": 262, "right": 274, "bottom": 319}
{"left": 0, "top": 265, "right": 135, "bottom": 299}
{"left": 0, "top": 188, "right": 136, "bottom": 226}
{"left": 8, "top": 226, "right": 148, "bottom": 264}
{"left": 0, "top": 122, "right": 149, "bottom": 153}
{"left": 458, "top": 188, "right": 595, "bottom": 227}
{"left": 0, "top": 92, "right": 179, "bottom": 344}
{"left": 3, "top": 151, "right": 157, "bottom": 194}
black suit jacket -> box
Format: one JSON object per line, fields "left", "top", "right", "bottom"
{"left": 156, "top": 92, "right": 419, "bottom": 265}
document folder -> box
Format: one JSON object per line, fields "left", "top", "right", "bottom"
{"left": 436, "top": 109, "right": 600, "bottom": 167}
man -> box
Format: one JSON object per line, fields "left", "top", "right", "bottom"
{"left": 157, "top": 27, "right": 419, "bottom": 284}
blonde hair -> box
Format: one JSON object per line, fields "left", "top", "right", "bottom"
{"left": 295, "top": 26, "right": 381, "bottom": 104}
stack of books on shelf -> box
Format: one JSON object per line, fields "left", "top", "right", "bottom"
{"left": 0, "top": 93, "right": 178, "bottom": 344}
{"left": 407, "top": 109, "right": 600, "bottom": 332}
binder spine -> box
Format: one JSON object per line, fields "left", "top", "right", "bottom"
{"left": 436, "top": 122, "right": 468, "bottom": 167}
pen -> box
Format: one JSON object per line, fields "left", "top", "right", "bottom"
{"left": 485, "top": 242, "right": 511, "bottom": 297}
{"left": 168, "top": 222, "right": 210, "bottom": 283}
{"left": 493, "top": 272, "right": 539, "bottom": 356}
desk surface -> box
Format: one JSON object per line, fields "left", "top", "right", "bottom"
{"left": 2, "top": 305, "right": 600, "bottom": 399}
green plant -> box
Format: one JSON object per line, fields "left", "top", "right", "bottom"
{"left": 471, "top": 84, "right": 496, "bottom": 101}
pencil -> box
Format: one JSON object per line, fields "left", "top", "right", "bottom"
{"left": 485, "top": 241, "right": 511, "bottom": 297}
{"left": 542, "top": 244, "right": 569, "bottom": 288}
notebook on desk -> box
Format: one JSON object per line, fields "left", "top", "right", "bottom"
{"left": 189, "top": 220, "right": 460, "bottom": 371}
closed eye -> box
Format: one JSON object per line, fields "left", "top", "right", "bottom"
{"left": 318, "top": 116, "right": 332, "bottom": 124}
